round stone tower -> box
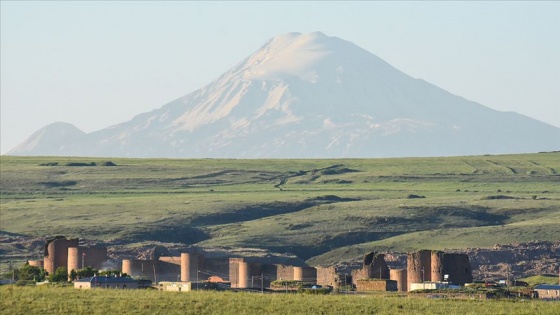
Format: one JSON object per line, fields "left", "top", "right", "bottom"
{"left": 67, "top": 247, "right": 80, "bottom": 272}
{"left": 390, "top": 269, "right": 408, "bottom": 292}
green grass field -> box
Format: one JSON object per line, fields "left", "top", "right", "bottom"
{"left": 1, "top": 153, "right": 559, "bottom": 265}
{"left": 1, "top": 286, "right": 559, "bottom": 315}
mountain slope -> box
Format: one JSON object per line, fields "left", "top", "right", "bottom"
{"left": 8, "top": 32, "right": 560, "bottom": 157}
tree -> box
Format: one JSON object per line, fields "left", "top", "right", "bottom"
{"left": 70, "top": 266, "right": 97, "bottom": 281}
{"left": 98, "top": 269, "right": 128, "bottom": 277}
{"left": 18, "top": 263, "right": 47, "bottom": 282}
{"left": 48, "top": 267, "right": 68, "bottom": 283}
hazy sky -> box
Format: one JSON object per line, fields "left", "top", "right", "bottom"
{"left": 1, "top": 1, "right": 559, "bottom": 154}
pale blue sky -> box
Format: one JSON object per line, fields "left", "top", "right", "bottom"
{"left": 1, "top": 1, "right": 559, "bottom": 154}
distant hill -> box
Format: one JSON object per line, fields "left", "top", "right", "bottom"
{"left": 7, "top": 32, "right": 560, "bottom": 157}
{"left": 1, "top": 153, "right": 558, "bottom": 272}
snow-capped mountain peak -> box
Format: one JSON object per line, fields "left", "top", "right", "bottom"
{"left": 8, "top": 32, "right": 560, "bottom": 158}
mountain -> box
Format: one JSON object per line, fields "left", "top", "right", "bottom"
{"left": 8, "top": 122, "right": 86, "bottom": 156}
{"left": 8, "top": 32, "right": 560, "bottom": 158}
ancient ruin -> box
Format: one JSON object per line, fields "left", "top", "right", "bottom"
{"left": 407, "top": 250, "right": 473, "bottom": 291}
{"left": 351, "top": 252, "right": 390, "bottom": 286}
{"left": 27, "top": 236, "right": 482, "bottom": 293}
{"left": 33, "top": 236, "right": 109, "bottom": 275}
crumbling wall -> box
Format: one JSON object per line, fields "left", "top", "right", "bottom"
{"left": 81, "top": 247, "right": 108, "bottom": 270}
{"left": 442, "top": 253, "right": 473, "bottom": 285}
{"left": 121, "top": 259, "right": 159, "bottom": 282}
{"left": 260, "top": 264, "right": 277, "bottom": 288}
{"left": 390, "top": 269, "right": 407, "bottom": 292}
{"left": 276, "top": 265, "right": 295, "bottom": 281}
{"left": 316, "top": 267, "right": 338, "bottom": 287}
{"left": 365, "top": 252, "right": 389, "bottom": 279}
{"left": 351, "top": 268, "right": 367, "bottom": 286}
{"left": 356, "top": 279, "right": 398, "bottom": 291}
{"left": 203, "top": 257, "right": 229, "bottom": 282}
{"left": 352, "top": 252, "right": 389, "bottom": 286}
{"left": 155, "top": 258, "right": 182, "bottom": 282}
{"left": 300, "top": 267, "right": 317, "bottom": 284}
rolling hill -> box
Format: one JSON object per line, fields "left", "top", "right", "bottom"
{"left": 1, "top": 153, "right": 558, "bottom": 271}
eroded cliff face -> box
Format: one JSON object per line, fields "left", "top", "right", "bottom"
{"left": 467, "top": 241, "right": 560, "bottom": 280}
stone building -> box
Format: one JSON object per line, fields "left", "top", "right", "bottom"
{"left": 37, "top": 236, "right": 108, "bottom": 275}
{"left": 351, "top": 252, "right": 389, "bottom": 286}
{"left": 407, "top": 250, "right": 472, "bottom": 291}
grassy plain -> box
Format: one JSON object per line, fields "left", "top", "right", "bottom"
{"left": 1, "top": 285, "right": 559, "bottom": 315}
{"left": 0, "top": 153, "right": 559, "bottom": 265}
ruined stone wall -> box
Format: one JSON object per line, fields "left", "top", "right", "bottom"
{"left": 442, "top": 253, "right": 473, "bottom": 285}
{"left": 44, "top": 236, "right": 79, "bottom": 274}
{"left": 365, "top": 253, "right": 389, "bottom": 280}
{"left": 81, "top": 247, "right": 108, "bottom": 270}
{"left": 260, "top": 264, "right": 277, "bottom": 288}
{"left": 120, "top": 258, "right": 181, "bottom": 283}
{"left": 351, "top": 268, "right": 368, "bottom": 286}
{"left": 352, "top": 252, "right": 390, "bottom": 286}
{"left": 157, "top": 256, "right": 181, "bottom": 265}
{"left": 390, "top": 269, "right": 407, "bottom": 292}
{"left": 156, "top": 259, "right": 182, "bottom": 282}
{"left": 316, "top": 267, "right": 337, "bottom": 287}
{"left": 300, "top": 267, "right": 317, "bottom": 284}
{"left": 203, "top": 257, "right": 229, "bottom": 282}
{"left": 356, "top": 279, "right": 398, "bottom": 292}
{"left": 246, "top": 263, "right": 264, "bottom": 288}
{"left": 276, "top": 265, "right": 295, "bottom": 281}
{"left": 121, "top": 259, "right": 159, "bottom": 282}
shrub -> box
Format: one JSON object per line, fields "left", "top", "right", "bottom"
{"left": 407, "top": 194, "right": 425, "bottom": 199}
{"left": 65, "top": 162, "right": 96, "bottom": 166}
{"left": 48, "top": 267, "right": 68, "bottom": 283}
{"left": 298, "top": 287, "right": 332, "bottom": 295}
